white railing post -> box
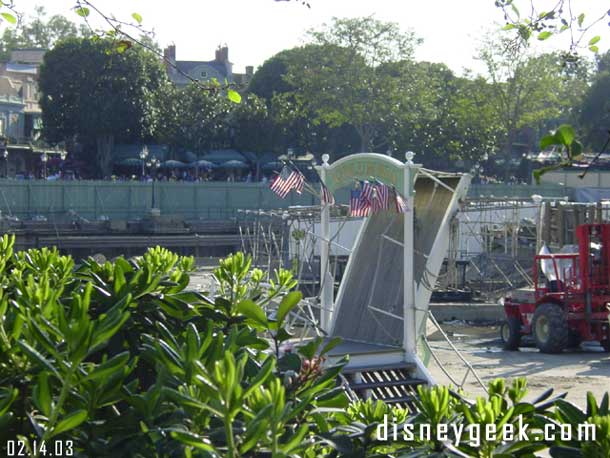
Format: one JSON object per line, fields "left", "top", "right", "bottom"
{"left": 403, "top": 151, "right": 417, "bottom": 356}
{"left": 320, "top": 154, "right": 333, "bottom": 332}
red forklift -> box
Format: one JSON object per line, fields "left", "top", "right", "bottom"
{"left": 502, "top": 223, "right": 610, "bottom": 353}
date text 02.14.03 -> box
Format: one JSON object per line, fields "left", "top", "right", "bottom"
{"left": 5, "top": 440, "right": 74, "bottom": 456}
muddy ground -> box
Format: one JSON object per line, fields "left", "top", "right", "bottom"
{"left": 427, "top": 322, "right": 610, "bottom": 407}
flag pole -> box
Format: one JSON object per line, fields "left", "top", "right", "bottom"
{"left": 285, "top": 158, "right": 323, "bottom": 199}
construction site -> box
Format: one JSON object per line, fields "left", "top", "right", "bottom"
{"left": 232, "top": 189, "right": 610, "bottom": 405}
{"left": 1, "top": 154, "right": 609, "bottom": 406}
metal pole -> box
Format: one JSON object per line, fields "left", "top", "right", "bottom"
{"left": 403, "top": 152, "right": 417, "bottom": 356}
{"left": 532, "top": 194, "right": 543, "bottom": 252}
{"left": 320, "top": 154, "right": 333, "bottom": 332}
{"left": 152, "top": 177, "right": 155, "bottom": 209}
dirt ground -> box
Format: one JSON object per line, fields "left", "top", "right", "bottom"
{"left": 427, "top": 322, "right": 610, "bottom": 407}
{"left": 188, "top": 270, "right": 609, "bottom": 408}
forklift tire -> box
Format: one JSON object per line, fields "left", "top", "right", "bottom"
{"left": 567, "top": 331, "right": 582, "bottom": 349}
{"left": 501, "top": 317, "right": 521, "bottom": 351}
{"left": 532, "top": 303, "right": 568, "bottom": 354}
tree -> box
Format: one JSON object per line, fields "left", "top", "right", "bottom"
{"left": 39, "top": 38, "right": 166, "bottom": 177}
{"left": 0, "top": 6, "right": 90, "bottom": 61}
{"left": 285, "top": 17, "right": 421, "bottom": 152}
{"left": 247, "top": 49, "right": 297, "bottom": 102}
{"left": 155, "top": 82, "right": 234, "bottom": 152}
{"left": 579, "top": 51, "right": 610, "bottom": 151}
{"left": 478, "top": 36, "right": 579, "bottom": 174}
{"left": 370, "top": 60, "right": 500, "bottom": 168}
{"left": 248, "top": 45, "right": 361, "bottom": 156}
{"left": 230, "top": 94, "right": 271, "bottom": 153}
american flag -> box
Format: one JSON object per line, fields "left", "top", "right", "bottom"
{"left": 321, "top": 181, "right": 335, "bottom": 205}
{"left": 374, "top": 181, "right": 390, "bottom": 211}
{"left": 391, "top": 186, "right": 409, "bottom": 213}
{"left": 362, "top": 180, "right": 390, "bottom": 213}
{"left": 350, "top": 189, "right": 370, "bottom": 217}
{"left": 270, "top": 166, "right": 305, "bottom": 199}
{"left": 361, "top": 180, "right": 375, "bottom": 202}
{"left": 370, "top": 187, "right": 382, "bottom": 213}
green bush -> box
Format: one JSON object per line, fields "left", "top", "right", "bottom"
{"left": 0, "top": 234, "right": 608, "bottom": 457}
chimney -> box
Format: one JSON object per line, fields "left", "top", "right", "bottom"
{"left": 164, "top": 45, "right": 176, "bottom": 62}
{"left": 215, "top": 45, "right": 229, "bottom": 63}
{"left": 163, "top": 45, "right": 176, "bottom": 74}
{"left": 246, "top": 65, "right": 253, "bottom": 76}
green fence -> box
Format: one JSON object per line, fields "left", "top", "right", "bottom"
{"left": 468, "top": 183, "right": 573, "bottom": 200}
{"left": 0, "top": 179, "right": 573, "bottom": 221}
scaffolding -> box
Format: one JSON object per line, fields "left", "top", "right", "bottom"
{"left": 437, "top": 198, "right": 610, "bottom": 303}
{"left": 237, "top": 205, "right": 356, "bottom": 301}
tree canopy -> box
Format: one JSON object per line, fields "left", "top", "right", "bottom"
{"left": 0, "top": 6, "right": 90, "bottom": 61}
{"left": 579, "top": 51, "right": 610, "bottom": 151}
{"left": 39, "top": 38, "right": 167, "bottom": 177}
{"left": 283, "top": 17, "right": 421, "bottom": 152}
{"left": 22, "top": 6, "right": 608, "bottom": 178}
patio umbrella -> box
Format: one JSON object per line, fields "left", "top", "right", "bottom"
{"left": 160, "top": 160, "right": 187, "bottom": 169}
{"left": 262, "top": 161, "right": 283, "bottom": 171}
{"left": 118, "top": 158, "right": 143, "bottom": 167}
{"left": 203, "top": 150, "right": 246, "bottom": 163}
{"left": 222, "top": 160, "right": 249, "bottom": 169}
{"left": 190, "top": 159, "right": 216, "bottom": 169}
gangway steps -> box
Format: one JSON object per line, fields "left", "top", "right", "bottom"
{"left": 343, "top": 363, "right": 427, "bottom": 411}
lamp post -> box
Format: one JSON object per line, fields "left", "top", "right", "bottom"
{"left": 0, "top": 138, "right": 7, "bottom": 178}
{"left": 2, "top": 149, "right": 8, "bottom": 178}
{"left": 146, "top": 156, "right": 160, "bottom": 210}
{"left": 139, "top": 145, "right": 149, "bottom": 178}
{"left": 473, "top": 163, "right": 481, "bottom": 183}
{"left": 56, "top": 145, "right": 67, "bottom": 161}
{"left": 41, "top": 152, "right": 48, "bottom": 179}
{"left": 55, "top": 145, "right": 67, "bottom": 178}
{"left": 2, "top": 148, "right": 8, "bottom": 178}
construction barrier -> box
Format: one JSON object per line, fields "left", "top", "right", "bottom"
{"left": 0, "top": 179, "right": 571, "bottom": 221}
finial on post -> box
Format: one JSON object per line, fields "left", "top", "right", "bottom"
{"left": 405, "top": 151, "right": 415, "bottom": 165}
{"left": 322, "top": 153, "right": 330, "bottom": 166}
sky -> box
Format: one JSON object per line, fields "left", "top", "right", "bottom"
{"left": 7, "top": 0, "right": 610, "bottom": 75}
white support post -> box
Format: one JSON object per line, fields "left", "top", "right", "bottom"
{"left": 403, "top": 151, "right": 417, "bottom": 356}
{"left": 320, "top": 154, "right": 333, "bottom": 332}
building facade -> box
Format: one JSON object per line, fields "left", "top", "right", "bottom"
{"left": 162, "top": 45, "right": 253, "bottom": 87}
{"left": 0, "top": 49, "right": 53, "bottom": 177}
{"left": 0, "top": 48, "right": 44, "bottom": 144}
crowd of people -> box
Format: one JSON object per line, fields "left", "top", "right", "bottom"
{"left": 6, "top": 167, "right": 279, "bottom": 183}
{"left": 107, "top": 169, "right": 274, "bottom": 183}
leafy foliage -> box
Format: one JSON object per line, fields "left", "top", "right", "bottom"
{"left": 533, "top": 124, "right": 584, "bottom": 183}
{"left": 1, "top": 234, "right": 609, "bottom": 457}
{"left": 285, "top": 17, "right": 421, "bottom": 153}
{"left": 0, "top": 237, "right": 349, "bottom": 457}
{"left": 579, "top": 51, "right": 610, "bottom": 151}
{"left": 0, "top": 6, "right": 91, "bottom": 62}
{"left": 39, "top": 38, "right": 167, "bottom": 177}
{"left": 495, "top": 0, "right": 608, "bottom": 64}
